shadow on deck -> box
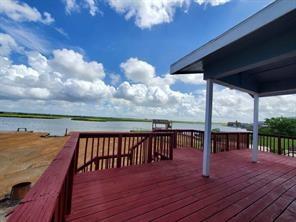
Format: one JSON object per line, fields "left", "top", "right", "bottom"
{"left": 67, "top": 148, "right": 296, "bottom": 222}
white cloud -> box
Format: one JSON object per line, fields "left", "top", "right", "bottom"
{"left": 116, "top": 58, "right": 198, "bottom": 109}
{"left": 63, "top": 0, "right": 98, "bottom": 16}
{"left": 64, "top": 0, "right": 79, "bottom": 14}
{"left": 107, "top": 0, "right": 230, "bottom": 29}
{"left": 116, "top": 57, "right": 296, "bottom": 122}
{"left": 195, "top": 0, "right": 230, "bottom": 7}
{"left": 120, "top": 57, "right": 204, "bottom": 86}
{"left": 62, "top": 79, "right": 115, "bottom": 101}
{"left": 61, "top": 0, "right": 230, "bottom": 28}
{"left": 0, "top": 33, "right": 295, "bottom": 122}
{"left": 120, "top": 57, "right": 155, "bottom": 83}
{"left": 27, "top": 51, "right": 49, "bottom": 72}
{"left": 0, "top": 33, "right": 113, "bottom": 103}
{"left": 28, "top": 88, "right": 51, "bottom": 99}
{"left": 0, "top": 20, "right": 52, "bottom": 54}
{"left": 0, "top": 0, "right": 54, "bottom": 24}
{"left": 260, "top": 95, "right": 296, "bottom": 120}
{"left": 42, "top": 12, "right": 55, "bottom": 24}
{"left": 173, "top": 74, "right": 205, "bottom": 85}
{"left": 107, "top": 0, "right": 190, "bottom": 29}
{"left": 84, "top": 0, "right": 98, "bottom": 16}
{"left": 55, "top": 27, "right": 69, "bottom": 38}
{"left": 50, "top": 49, "right": 105, "bottom": 81}
{"left": 109, "top": 73, "right": 121, "bottom": 85}
{"left": 0, "top": 33, "right": 19, "bottom": 56}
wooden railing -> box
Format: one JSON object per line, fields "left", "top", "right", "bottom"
{"left": 157, "top": 129, "right": 296, "bottom": 157}
{"left": 7, "top": 131, "right": 174, "bottom": 222}
{"left": 76, "top": 132, "right": 174, "bottom": 172}
{"left": 7, "top": 130, "right": 295, "bottom": 222}
{"left": 155, "top": 129, "right": 250, "bottom": 153}
{"left": 7, "top": 132, "right": 79, "bottom": 222}
{"left": 254, "top": 133, "right": 296, "bottom": 157}
{"left": 211, "top": 132, "right": 250, "bottom": 153}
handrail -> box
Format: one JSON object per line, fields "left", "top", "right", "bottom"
{"left": 157, "top": 129, "right": 295, "bottom": 157}
{"left": 76, "top": 132, "right": 174, "bottom": 172}
{"left": 7, "top": 132, "right": 79, "bottom": 222}
{"left": 258, "top": 132, "right": 296, "bottom": 139}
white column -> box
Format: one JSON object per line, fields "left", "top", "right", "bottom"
{"left": 252, "top": 94, "right": 259, "bottom": 162}
{"left": 202, "top": 79, "right": 213, "bottom": 177}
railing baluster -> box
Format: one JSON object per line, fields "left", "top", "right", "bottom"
{"left": 228, "top": 134, "right": 230, "bottom": 150}
{"left": 148, "top": 135, "right": 152, "bottom": 163}
{"left": 90, "top": 138, "right": 94, "bottom": 171}
{"left": 84, "top": 138, "right": 88, "bottom": 172}
{"left": 100, "top": 137, "right": 105, "bottom": 169}
{"left": 117, "top": 135, "right": 122, "bottom": 168}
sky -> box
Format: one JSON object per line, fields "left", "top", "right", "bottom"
{"left": 0, "top": 0, "right": 295, "bottom": 122}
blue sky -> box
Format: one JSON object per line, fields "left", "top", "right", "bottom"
{"left": 24, "top": 0, "right": 271, "bottom": 80}
{"left": 0, "top": 0, "right": 295, "bottom": 122}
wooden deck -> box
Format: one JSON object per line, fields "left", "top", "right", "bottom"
{"left": 66, "top": 148, "right": 296, "bottom": 222}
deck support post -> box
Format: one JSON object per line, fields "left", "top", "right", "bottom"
{"left": 202, "top": 79, "right": 213, "bottom": 177}
{"left": 252, "top": 94, "right": 259, "bottom": 163}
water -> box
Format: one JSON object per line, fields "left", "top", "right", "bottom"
{"left": 0, "top": 117, "right": 247, "bottom": 136}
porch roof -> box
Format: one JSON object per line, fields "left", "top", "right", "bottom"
{"left": 170, "top": 0, "right": 296, "bottom": 97}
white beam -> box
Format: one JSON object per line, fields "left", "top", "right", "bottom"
{"left": 202, "top": 79, "right": 213, "bottom": 177}
{"left": 252, "top": 94, "right": 259, "bottom": 162}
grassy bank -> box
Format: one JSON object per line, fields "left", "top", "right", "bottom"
{"left": 71, "top": 117, "right": 151, "bottom": 122}
{"left": 0, "top": 112, "right": 62, "bottom": 119}
{"left": 0, "top": 111, "right": 201, "bottom": 124}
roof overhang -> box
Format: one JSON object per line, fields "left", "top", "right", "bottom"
{"left": 171, "top": 0, "right": 296, "bottom": 97}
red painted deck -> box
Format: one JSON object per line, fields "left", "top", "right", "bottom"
{"left": 66, "top": 148, "right": 296, "bottom": 222}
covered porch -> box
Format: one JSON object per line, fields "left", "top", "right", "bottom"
{"left": 171, "top": 0, "right": 296, "bottom": 177}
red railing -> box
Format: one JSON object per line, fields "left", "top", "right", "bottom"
{"left": 211, "top": 132, "right": 250, "bottom": 153}
{"left": 252, "top": 133, "right": 296, "bottom": 157}
{"left": 7, "top": 132, "right": 79, "bottom": 222}
{"left": 7, "top": 131, "right": 174, "bottom": 222}
{"left": 158, "top": 129, "right": 295, "bottom": 157}
{"left": 155, "top": 129, "right": 250, "bottom": 153}
{"left": 76, "top": 132, "right": 174, "bottom": 172}
{"left": 7, "top": 130, "right": 295, "bottom": 222}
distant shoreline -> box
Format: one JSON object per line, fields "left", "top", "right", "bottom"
{"left": 0, "top": 111, "right": 208, "bottom": 124}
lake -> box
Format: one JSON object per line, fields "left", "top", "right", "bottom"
{"left": 0, "top": 117, "right": 247, "bottom": 136}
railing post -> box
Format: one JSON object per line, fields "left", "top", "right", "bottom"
{"left": 174, "top": 131, "right": 177, "bottom": 149}
{"left": 190, "top": 131, "right": 194, "bottom": 148}
{"left": 95, "top": 157, "right": 99, "bottom": 170}
{"left": 201, "top": 131, "right": 204, "bottom": 149}
{"left": 237, "top": 133, "right": 240, "bottom": 150}
{"left": 213, "top": 134, "right": 217, "bottom": 153}
{"left": 65, "top": 133, "right": 79, "bottom": 216}
{"left": 147, "top": 135, "right": 152, "bottom": 163}
{"left": 117, "top": 135, "right": 122, "bottom": 168}
{"left": 278, "top": 136, "right": 282, "bottom": 155}
{"left": 170, "top": 133, "right": 174, "bottom": 160}
{"left": 65, "top": 156, "right": 74, "bottom": 215}
{"left": 226, "top": 133, "right": 229, "bottom": 151}
{"left": 247, "top": 133, "right": 250, "bottom": 149}
{"left": 74, "top": 137, "right": 80, "bottom": 173}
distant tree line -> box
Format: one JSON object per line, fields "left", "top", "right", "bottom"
{"left": 259, "top": 117, "right": 296, "bottom": 137}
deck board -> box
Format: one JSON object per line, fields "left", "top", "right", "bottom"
{"left": 66, "top": 148, "right": 296, "bottom": 222}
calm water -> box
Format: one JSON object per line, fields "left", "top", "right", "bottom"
{"left": 0, "top": 117, "right": 246, "bottom": 136}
